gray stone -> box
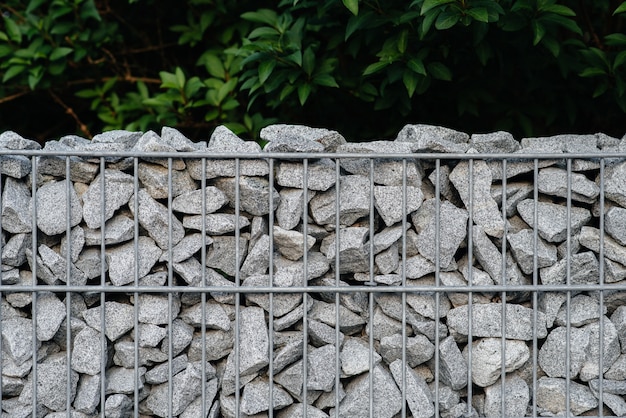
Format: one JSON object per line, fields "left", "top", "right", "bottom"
{"left": 273, "top": 226, "right": 315, "bottom": 261}
{"left": 72, "top": 326, "right": 105, "bottom": 375}
{"left": 602, "top": 392, "right": 626, "bottom": 417}
{"left": 134, "top": 131, "right": 184, "bottom": 169}
{"left": 407, "top": 292, "right": 450, "bottom": 320}
{"left": 2, "top": 177, "right": 32, "bottom": 233}
{"left": 508, "top": 229, "right": 557, "bottom": 274}
{"left": 589, "top": 378, "right": 626, "bottom": 395}
{"left": 74, "top": 374, "right": 100, "bottom": 414}
{"left": 261, "top": 124, "right": 346, "bottom": 151}
{"left": 438, "top": 336, "right": 468, "bottom": 390}
{"left": 276, "top": 188, "right": 314, "bottom": 230}
{"left": 447, "top": 303, "right": 548, "bottom": 340}
{"left": 60, "top": 226, "right": 84, "bottom": 263}
{"left": 374, "top": 185, "right": 423, "bottom": 226}
{"left": 160, "top": 126, "right": 197, "bottom": 151}
{"left": 25, "top": 246, "right": 56, "bottom": 285}
{"left": 106, "top": 236, "right": 161, "bottom": 286}
{"left": 536, "top": 377, "right": 598, "bottom": 416}
{"left": 205, "top": 235, "right": 248, "bottom": 277}
{"left": 274, "top": 338, "right": 304, "bottom": 373}
{"left": 605, "top": 206, "right": 626, "bottom": 245}
{"left": 555, "top": 294, "right": 606, "bottom": 327}
{"left": 75, "top": 248, "right": 106, "bottom": 280}
{"left": 605, "top": 353, "right": 626, "bottom": 380}
{"left": 83, "top": 214, "right": 135, "bottom": 246}
{"left": 213, "top": 176, "right": 280, "bottom": 216}
{"left": 604, "top": 160, "right": 626, "bottom": 206}
{"left": 449, "top": 157, "right": 505, "bottom": 238}
{"left": 0, "top": 154, "right": 31, "bottom": 178}
{"left": 129, "top": 189, "right": 185, "bottom": 249}
{"left": 278, "top": 404, "right": 329, "bottom": 418}
{"left": 188, "top": 126, "right": 269, "bottom": 179}
{"left": 180, "top": 301, "right": 230, "bottom": 331}
{"left": 240, "top": 377, "right": 294, "bottom": 415}
{"left": 308, "top": 299, "right": 366, "bottom": 335}
{"left": 244, "top": 274, "right": 302, "bottom": 317}
{"left": 241, "top": 234, "right": 270, "bottom": 278}
{"left": 179, "top": 378, "right": 219, "bottom": 418}
{"left": 22, "top": 353, "right": 79, "bottom": 411}
{"left": 146, "top": 363, "right": 203, "bottom": 417}
{"left": 136, "top": 294, "right": 181, "bottom": 325}
{"left": 144, "top": 354, "right": 189, "bottom": 384}
{"left": 473, "top": 226, "right": 527, "bottom": 287}
{"left": 36, "top": 179, "right": 82, "bottom": 235}
{"left": 340, "top": 337, "right": 381, "bottom": 376}
{"left": 335, "top": 364, "right": 402, "bottom": 418}
{"left": 276, "top": 158, "right": 337, "bottom": 191}
{"left": 611, "top": 305, "right": 626, "bottom": 351}
{"left": 579, "top": 318, "right": 620, "bottom": 381}
{"left": 39, "top": 243, "right": 88, "bottom": 285}
{"left": 483, "top": 375, "right": 529, "bottom": 418}
{"left": 540, "top": 251, "right": 599, "bottom": 285}
{"left": 434, "top": 384, "right": 459, "bottom": 411}
{"left": 239, "top": 307, "right": 270, "bottom": 375}
{"left": 138, "top": 162, "right": 196, "bottom": 199}
{"left": 402, "top": 253, "right": 436, "bottom": 279}
{"left": 521, "top": 134, "right": 599, "bottom": 152}
{"left": 104, "top": 394, "right": 132, "bottom": 418}
{"left": 159, "top": 233, "right": 206, "bottom": 263}
{"left": 389, "top": 359, "right": 434, "bottom": 418}
{"left": 82, "top": 170, "right": 135, "bottom": 229}
{"left": 412, "top": 199, "right": 468, "bottom": 268}
{"left": 314, "top": 383, "right": 345, "bottom": 410}
{"left": 1, "top": 317, "right": 34, "bottom": 365}
{"left": 395, "top": 124, "right": 469, "bottom": 153}
{"left": 379, "top": 333, "right": 434, "bottom": 368}
{"left": 182, "top": 213, "right": 250, "bottom": 234}
{"left": 2, "top": 233, "right": 30, "bottom": 266}
{"left": 580, "top": 226, "right": 626, "bottom": 267}
{"left": 375, "top": 244, "right": 399, "bottom": 275}
{"left": 310, "top": 175, "right": 370, "bottom": 226}
{"left": 91, "top": 129, "right": 141, "bottom": 146}
{"left": 138, "top": 323, "right": 167, "bottom": 347}
{"left": 336, "top": 141, "right": 422, "bottom": 186}
{"left": 188, "top": 329, "right": 233, "bottom": 362}
{"left": 82, "top": 301, "right": 135, "bottom": 341}
{"left": 517, "top": 199, "right": 591, "bottom": 242}
{"left": 307, "top": 344, "right": 337, "bottom": 392}
{"left": 465, "top": 338, "right": 529, "bottom": 387}
{"left": 538, "top": 167, "right": 600, "bottom": 203}
{"left": 5, "top": 271, "right": 33, "bottom": 308}
{"left": 105, "top": 366, "right": 145, "bottom": 394}
{"left": 322, "top": 227, "right": 369, "bottom": 273}
{"left": 538, "top": 292, "right": 567, "bottom": 328}
{"left": 161, "top": 319, "right": 193, "bottom": 357}
{"left": 263, "top": 135, "right": 324, "bottom": 153}
{"left": 372, "top": 224, "right": 406, "bottom": 254}
{"left": 0, "top": 267, "right": 19, "bottom": 285}
{"left": 491, "top": 181, "right": 533, "bottom": 218}
{"left": 0, "top": 130, "right": 40, "bottom": 148}
{"left": 172, "top": 186, "right": 228, "bottom": 215}
{"left": 539, "top": 326, "right": 589, "bottom": 379}
{"left": 470, "top": 131, "right": 521, "bottom": 153}
{"left": 36, "top": 292, "right": 66, "bottom": 341}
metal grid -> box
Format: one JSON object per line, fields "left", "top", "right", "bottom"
{"left": 0, "top": 147, "right": 624, "bottom": 417}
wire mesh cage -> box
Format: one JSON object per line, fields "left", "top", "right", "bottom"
{"left": 0, "top": 128, "right": 626, "bottom": 417}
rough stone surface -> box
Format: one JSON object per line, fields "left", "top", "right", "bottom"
{"left": 605, "top": 206, "right": 626, "bottom": 245}
{"left": 213, "top": 176, "right": 280, "bottom": 216}
{"left": 129, "top": 189, "right": 185, "bottom": 249}
{"left": 374, "top": 185, "right": 423, "bottom": 226}
{"left": 536, "top": 377, "right": 598, "bottom": 416}
{"left": 396, "top": 124, "right": 469, "bottom": 153}
{"left": 517, "top": 199, "right": 591, "bottom": 242}
{"left": 82, "top": 169, "right": 135, "bottom": 229}
{"left": 310, "top": 175, "right": 370, "bottom": 225}
{"left": 508, "top": 229, "right": 557, "bottom": 274}
{"left": 106, "top": 236, "right": 161, "bottom": 286}
{"left": 276, "top": 158, "right": 337, "bottom": 191}
{"left": 390, "top": 359, "right": 434, "bottom": 418}
{"left": 2, "top": 177, "right": 32, "bottom": 233}
{"left": 72, "top": 326, "right": 106, "bottom": 375}
{"left": 36, "top": 179, "right": 83, "bottom": 235}
{"left": 466, "top": 338, "right": 530, "bottom": 387}
{"left": 538, "top": 167, "right": 600, "bottom": 203}
{"left": 438, "top": 336, "right": 468, "bottom": 391}
{"left": 483, "top": 375, "right": 529, "bottom": 418}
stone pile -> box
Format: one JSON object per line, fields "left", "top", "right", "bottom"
{"left": 0, "top": 124, "right": 626, "bottom": 417}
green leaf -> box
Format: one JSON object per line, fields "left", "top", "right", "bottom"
{"left": 342, "top": 0, "right": 359, "bottom": 15}
{"left": 28, "top": 68, "right": 43, "bottom": 90}
{"left": 200, "top": 54, "right": 225, "bottom": 79}
{"left": 2, "top": 65, "right": 26, "bottom": 82}
{"left": 248, "top": 26, "right": 280, "bottom": 39}
{"left": 313, "top": 73, "right": 339, "bottom": 87}
{"left": 605, "top": 33, "right": 626, "bottom": 46}
{"left": 420, "top": 8, "right": 440, "bottom": 37}
{"left": 427, "top": 61, "right": 452, "bottom": 80}
{"left": 302, "top": 47, "right": 315, "bottom": 76}
{"left": 50, "top": 47, "right": 73, "bottom": 61}
{"left": 614, "top": 51, "right": 626, "bottom": 71}
{"left": 258, "top": 60, "right": 276, "bottom": 84}
{"left": 0, "top": 45, "right": 12, "bottom": 58}
{"left": 614, "top": 1, "right": 626, "bottom": 15}
{"left": 579, "top": 67, "right": 606, "bottom": 77}
{"left": 540, "top": 4, "right": 576, "bottom": 16}
{"left": 435, "top": 10, "right": 460, "bottom": 30}
{"left": 279, "top": 83, "right": 296, "bottom": 100}
{"left": 26, "top": 0, "right": 47, "bottom": 13}
{"left": 407, "top": 58, "right": 427, "bottom": 76}
{"left": 466, "top": 8, "right": 489, "bottom": 23}
{"left": 538, "top": 13, "right": 582, "bottom": 35}
{"left": 175, "top": 67, "right": 186, "bottom": 89}
{"left": 532, "top": 20, "right": 545, "bottom": 45}
{"left": 4, "top": 18, "right": 22, "bottom": 44}
{"left": 363, "top": 61, "right": 389, "bottom": 76}
{"left": 297, "top": 83, "right": 311, "bottom": 105}
{"left": 421, "top": 0, "right": 455, "bottom": 15}
{"left": 285, "top": 50, "right": 302, "bottom": 67}
{"left": 398, "top": 29, "right": 408, "bottom": 54}
{"left": 80, "top": 0, "right": 102, "bottom": 21}
{"left": 593, "top": 80, "right": 609, "bottom": 97}
{"left": 403, "top": 71, "right": 419, "bottom": 98}
{"left": 160, "top": 71, "right": 179, "bottom": 89}
{"left": 241, "top": 9, "right": 279, "bottom": 27}
{"left": 542, "top": 37, "right": 560, "bottom": 57}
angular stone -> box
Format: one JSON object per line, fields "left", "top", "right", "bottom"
{"left": 517, "top": 199, "right": 591, "bottom": 242}
{"left": 407, "top": 293, "right": 450, "bottom": 320}
{"left": 36, "top": 179, "right": 83, "bottom": 236}
{"left": 145, "top": 355, "right": 189, "bottom": 384}
{"left": 205, "top": 235, "right": 248, "bottom": 277}
{"left": 589, "top": 378, "right": 626, "bottom": 395}
{"left": 389, "top": 359, "right": 434, "bottom": 418}
{"left": 129, "top": 189, "right": 185, "bottom": 249}
{"left": 554, "top": 294, "right": 605, "bottom": 327}
{"left": 180, "top": 300, "right": 230, "bottom": 331}
{"left": 188, "top": 329, "right": 233, "bottom": 362}
{"left": 602, "top": 392, "right": 626, "bottom": 417}
{"left": 310, "top": 175, "right": 370, "bottom": 226}
{"left": 0, "top": 154, "right": 31, "bottom": 178}
{"left": 308, "top": 299, "right": 366, "bottom": 335}
{"left": 447, "top": 303, "right": 548, "bottom": 340}
{"left": 611, "top": 305, "right": 626, "bottom": 351}
{"left": 483, "top": 375, "right": 529, "bottom": 418}
{"left": 138, "top": 162, "right": 195, "bottom": 199}
{"left": 25, "top": 353, "right": 79, "bottom": 411}
{"left": 82, "top": 301, "right": 135, "bottom": 341}
{"left": 473, "top": 226, "right": 527, "bottom": 287}
{"left": 74, "top": 374, "right": 100, "bottom": 414}
{"left": 105, "top": 365, "right": 146, "bottom": 394}
{"left": 580, "top": 226, "right": 626, "bottom": 267}
{"left": 470, "top": 131, "right": 521, "bottom": 153}
{"left": 38, "top": 244, "right": 87, "bottom": 285}
{"left": 322, "top": 227, "right": 369, "bottom": 273}
{"left": 438, "top": 336, "right": 468, "bottom": 390}
{"left": 276, "top": 158, "right": 337, "bottom": 191}
{"left": 278, "top": 404, "right": 329, "bottom": 418}
{"left": 239, "top": 307, "right": 270, "bottom": 375}
{"left": 536, "top": 377, "right": 598, "bottom": 416}
{"left": 335, "top": 364, "right": 402, "bottom": 418}
{"left": 402, "top": 253, "right": 436, "bottom": 279}
{"left": 159, "top": 126, "right": 197, "bottom": 151}
{"left": 132, "top": 130, "right": 184, "bottom": 168}
{"left": 491, "top": 181, "right": 533, "bottom": 218}
{"left": 172, "top": 186, "right": 228, "bottom": 215}
{"left": 375, "top": 244, "right": 399, "bottom": 275}
{"left": 261, "top": 124, "right": 346, "bottom": 151}
{"left": 243, "top": 273, "right": 302, "bottom": 317}
{"left": 240, "top": 377, "right": 294, "bottom": 415}
{"left": 214, "top": 176, "right": 280, "bottom": 216}
{"left": 606, "top": 206, "right": 626, "bottom": 245}
{"left": 179, "top": 378, "right": 219, "bottom": 418}
{"left": 75, "top": 248, "right": 105, "bottom": 280}
{"left": 273, "top": 226, "right": 315, "bottom": 261}
{"left": 374, "top": 185, "right": 423, "bottom": 226}
{"left": 412, "top": 199, "right": 468, "bottom": 268}
{"left": 159, "top": 232, "right": 205, "bottom": 263}
{"left": 274, "top": 251, "right": 330, "bottom": 281}
{"left": 605, "top": 353, "right": 626, "bottom": 380}
{"left": 82, "top": 170, "right": 135, "bottom": 229}
{"left": 540, "top": 251, "right": 599, "bottom": 285}
{"left": 104, "top": 394, "right": 132, "bottom": 418}
{"left": 538, "top": 167, "right": 600, "bottom": 203}
{"left": 240, "top": 234, "right": 270, "bottom": 278}
{"left": 263, "top": 135, "right": 324, "bottom": 153}
{"left": 538, "top": 326, "right": 589, "bottom": 379}
{"left": 277, "top": 188, "right": 314, "bottom": 230}
{"left": 137, "top": 294, "right": 180, "bottom": 325}
{"left": 1, "top": 317, "right": 34, "bottom": 365}
{"left": 2, "top": 177, "right": 32, "bottom": 233}
{"left": 72, "top": 326, "right": 105, "bottom": 375}
{"left": 450, "top": 157, "right": 505, "bottom": 238}
{"left": 2, "top": 232, "right": 30, "bottom": 266}
{"left": 465, "top": 338, "right": 529, "bottom": 387}
{"left": 508, "top": 229, "right": 557, "bottom": 274}
{"left": 395, "top": 124, "right": 469, "bottom": 153}
{"left": 579, "top": 319, "right": 620, "bottom": 381}
{"left": 60, "top": 226, "right": 84, "bottom": 263}
{"left": 106, "top": 236, "right": 161, "bottom": 286}
{"left": 182, "top": 213, "right": 250, "bottom": 234}
{"left": 83, "top": 215, "right": 134, "bottom": 246}
{"left": 161, "top": 318, "right": 194, "bottom": 357}
{"left": 36, "top": 292, "right": 66, "bottom": 341}
{"left": 340, "top": 337, "right": 380, "bottom": 376}
{"left": 604, "top": 160, "right": 626, "bottom": 207}
{"left": 379, "top": 333, "right": 434, "bottom": 368}
{"left": 146, "top": 363, "right": 203, "bottom": 417}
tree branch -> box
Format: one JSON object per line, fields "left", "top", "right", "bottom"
{"left": 0, "top": 90, "right": 29, "bottom": 104}
{"left": 49, "top": 90, "right": 92, "bottom": 139}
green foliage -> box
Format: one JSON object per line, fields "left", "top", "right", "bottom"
{"left": 0, "top": 0, "right": 625, "bottom": 141}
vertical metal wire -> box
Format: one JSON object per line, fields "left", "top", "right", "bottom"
{"left": 334, "top": 158, "right": 341, "bottom": 418}
{"left": 0, "top": 164, "right": 3, "bottom": 416}
{"left": 434, "top": 158, "right": 441, "bottom": 418}
{"left": 466, "top": 158, "right": 474, "bottom": 411}
{"left": 200, "top": 157, "right": 208, "bottom": 418}
{"left": 99, "top": 157, "right": 106, "bottom": 418}
{"left": 133, "top": 157, "right": 140, "bottom": 417}
{"left": 268, "top": 158, "right": 275, "bottom": 418}
{"left": 400, "top": 158, "right": 407, "bottom": 418}
{"left": 532, "top": 158, "right": 539, "bottom": 418}
{"left": 565, "top": 158, "right": 572, "bottom": 415}
{"left": 302, "top": 158, "right": 309, "bottom": 417}
{"left": 30, "top": 156, "right": 39, "bottom": 417}
{"left": 167, "top": 158, "right": 174, "bottom": 418}
{"left": 500, "top": 159, "right": 508, "bottom": 418}
{"left": 234, "top": 158, "right": 241, "bottom": 417}
{"left": 65, "top": 157, "right": 72, "bottom": 417}
{"left": 367, "top": 158, "right": 375, "bottom": 418}
{"left": 598, "top": 158, "right": 605, "bottom": 416}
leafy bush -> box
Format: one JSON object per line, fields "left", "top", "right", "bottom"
{"left": 1, "top": 0, "right": 625, "bottom": 142}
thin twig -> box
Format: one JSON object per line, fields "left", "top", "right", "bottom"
{"left": 0, "top": 90, "right": 29, "bottom": 104}
{"left": 66, "top": 75, "right": 162, "bottom": 87}
{"left": 49, "top": 90, "right": 93, "bottom": 139}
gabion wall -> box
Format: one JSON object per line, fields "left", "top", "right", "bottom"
{"left": 0, "top": 124, "right": 626, "bottom": 417}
